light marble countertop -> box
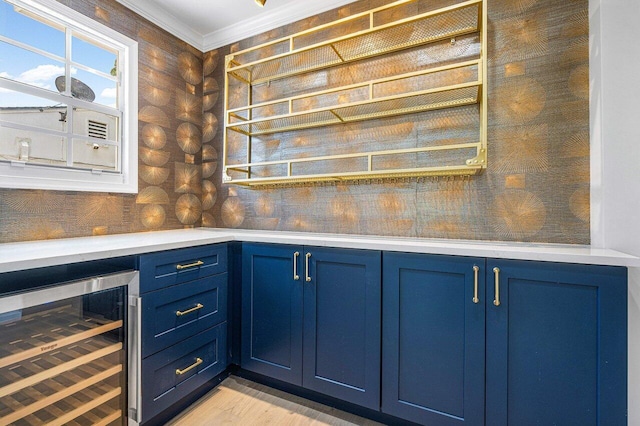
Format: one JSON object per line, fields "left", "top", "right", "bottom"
{"left": 0, "top": 228, "right": 638, "bottom": 273}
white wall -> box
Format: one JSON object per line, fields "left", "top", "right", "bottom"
{"left": 590, "top": 0, "right": 640, "bottom": 423}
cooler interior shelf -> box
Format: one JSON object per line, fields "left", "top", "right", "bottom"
{"left": 0, "top": 305, "right": 122, "bottom": 369}
{"left": 0, "top": 305, "right": 124, "bottom": 426}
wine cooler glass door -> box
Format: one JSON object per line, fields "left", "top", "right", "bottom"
{"left": 0, "top": 270, "right": 138, "bottom": 426}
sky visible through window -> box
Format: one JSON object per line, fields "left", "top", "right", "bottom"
{"left": 0, "top": 0, "right": 118, "bottom": 109}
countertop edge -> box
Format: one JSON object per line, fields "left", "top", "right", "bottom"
{"left": 0, "top": 228, "right": 638, "bottom": 273}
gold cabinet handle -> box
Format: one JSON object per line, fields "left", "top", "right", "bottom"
{"left": 305, "top": 253, "right": 312, "bottom": 282}
{"left": 176, "top": 357, "right": 203, "bottom": 375}
{"left": 493, "top": 267, "right": 501, "bottom": 306}
{"left": 176, "top": 260, "right": 204, "bottom": 270}
{"left": 176, "top": 303, "right": 204, "bottom": 317}
{"left": 472, "top": 265, "right": 480, "bottom": 304}
{"left": 293, "top": 252, "right": 300, "bottom": 281}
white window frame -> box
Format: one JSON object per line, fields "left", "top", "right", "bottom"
{"left": 0, "top": 0, "right": 138, "bottom": 193}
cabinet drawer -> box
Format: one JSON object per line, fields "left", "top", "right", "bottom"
{"left": 139, "top": 244, "right": 227, "bottom": 293}
{"left": 142, "top": 273, "right": 228, "bottom": 358}
{"left": 141, "top": 322, "right": 228, "bottom": 422}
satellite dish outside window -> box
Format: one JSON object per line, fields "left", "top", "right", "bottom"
{"left": 55, "top": 76, "right": 96, "bottom": 102}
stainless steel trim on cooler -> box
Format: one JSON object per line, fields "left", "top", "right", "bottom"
{"left": 0, "top": 270, "right": 139, "bottom": 313}
{"left": 128, "top": 293, "right": 142, "bottom": 425}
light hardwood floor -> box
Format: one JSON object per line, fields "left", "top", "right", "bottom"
{"left": 167, "top": 376, "right": 385, "bottom": 425}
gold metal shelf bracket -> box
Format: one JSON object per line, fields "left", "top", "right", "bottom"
{"left": 466, "top": 148, "right": 487, "bottom": 167}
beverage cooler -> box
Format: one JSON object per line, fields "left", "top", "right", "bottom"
{"left": 0, "top": 269, "right": 139, "bottom": 426}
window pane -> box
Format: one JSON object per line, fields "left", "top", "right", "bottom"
{"left": 0, "top": 0, "right": 135, "bottom": 193}
{"left": 0, "top": 1, "right": 64, "bottom": 57}
{"left": 0, "top": 88, "right": 68, "bottom": 132}
{"left": 72, "top": 108, "right": 119, "bottom": 142}
{"left": 73, "top": 139, "right": 118, "bottom": 171}
{"left": 72, "top": 68, "right": 118, "bottom": 108}
{"left": 0, "top": 126, "right": 66, "bottom": 166}
{"left": 0, "top": 40, "right": 66, "bottom": 93}
{"left": 72, "top": 34, "right": 118, "bottom": 77}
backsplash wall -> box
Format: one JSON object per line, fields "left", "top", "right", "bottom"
{"left": 207, "top": 0, "right": 590, "bottom": 244}
{"left": 0, "top": 0, "right": 206, "bottom": 243}
{"left": 0, "top": 0, "right": 590, "bottom": 245}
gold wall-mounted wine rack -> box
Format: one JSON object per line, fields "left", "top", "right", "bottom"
{"left": 223, "top": 0, "right": 487, "bottom": 187}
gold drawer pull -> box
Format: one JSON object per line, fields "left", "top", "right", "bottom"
{"left": 176, "top": 303, "right": 204, "bottom": 317}
{"left": 472, "top": 265, "right": 480, "bottom": 304}
{"left": 493, "top": 267, "right": 501, "bottom": 307}
{"left": 176, "top": 260, "right": 204, "bottom": 270}
{"left": 293, "top": 252, "right": 300, "bottom": 281}
{"left": 176, "top": 357, "right": 203, "bottom": 375}
{"left": 305, "top": 253, "right": 312, "bottom": 282}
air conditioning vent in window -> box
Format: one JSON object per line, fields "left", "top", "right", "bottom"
{"left": 88, "top": 120, "right": 108, "bottom": 139}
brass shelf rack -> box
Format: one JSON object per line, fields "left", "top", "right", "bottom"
{"left": 0, "top": 306, "right": 124, "bottom": 426}
{"left": 223, "top": 0, "right": 487, "bottom": 187}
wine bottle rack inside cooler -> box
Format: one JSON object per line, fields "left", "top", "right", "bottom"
{"left": 0, "top": 272, "right": 134, "bottom": 426}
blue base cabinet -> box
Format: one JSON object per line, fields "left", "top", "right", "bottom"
{"left": 141, "top": 323, "right": 227, "bottom": 421}
{"left": 383, "top": 252, "right": 627, "bottom": 426}
{"left": 138, "top": 244, "right": 229, "bottom": 424}
{"left": 382, "top": 252, "right": 485, "bottom": 426}
{"left": 486, "top": 259, "right": 627, "bottom": 426}
{"left": 242, "top": 243, "right": 381, "bottom": 410}
{"left": 141, "top": 273, "right": 227, "bottom": 358}
{"left": 303, "top": 247, "right": 381, "bottom": 410}
{"left": 241, "top": 243, "right": 303, "bottom": 385}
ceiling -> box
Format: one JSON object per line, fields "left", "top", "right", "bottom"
{"left": 115, "top": 0, "right": 359, "bottom": 52}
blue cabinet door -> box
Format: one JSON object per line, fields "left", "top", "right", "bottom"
{"left": 302, "top": 247, "right": 381, "bottom": 410}
{"left": 382, "top": 252, "right": 485, "bottom": 426}
{"left": 241, "top": 243, "right": 304, "bottom": 386}
{"left": 485, "top": 259, "right": 627, "bottom": 426}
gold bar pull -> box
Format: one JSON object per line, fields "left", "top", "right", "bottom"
{"left": 176, "top": 260, "right": 204, "bottom": 270}
{"left": 176, "top": 303, "right": 204, "bottom": 317}
{"left": 305, "top": 253, "right": 312, "bottom": 282}
{"left": 293, "top": 252, "right": 300, "bottom": 281}
{"left": 176, "top": 357, "right": 203, "bottom": 375}
{"left": 493, "top": 267, "right": 501, "bottom": 306}
{"left": 472, "top": 265, "right": 480, "bottom": 304}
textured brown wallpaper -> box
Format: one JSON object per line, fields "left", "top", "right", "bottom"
{"left": 0, "top": 0, "right": 590, "bottom": 245}
{"left": 0, "top": 0, "right": 205, "bottom": 243}
{"left": 207, "top": 0, "right": 590, "bottom": 244}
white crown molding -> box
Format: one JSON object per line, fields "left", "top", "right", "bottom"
{"left": 115, "top": 0, "right": 205, "bottom": 50}
{"left": 116, "top": 0, "right": 360, "bottom": 52}
{"left": 202, "top": 0, "right": 359, "bottom": 52}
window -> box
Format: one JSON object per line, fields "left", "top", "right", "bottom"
{"left": 0, "top": 0, "right": 138, "bottom": 193}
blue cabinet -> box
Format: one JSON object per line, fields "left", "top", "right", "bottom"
{"left": 382, "top": 252, "right": 485, "bottom": 425}
{"left": 141, "top": 273, "right": 227, "bottom": 358}
{"left": 303, "top": 247, "right": 381, "bottom": 410}
{"left": 241, "top": 243, "right": 381, "bottom": 410}
{"left": 241, "top": 243, "right": 303, "bottom": 385}
{"left": 139, "top": 244, "right": 227, "bottom": 293}
{"left": 485, "top": 259, "right": 627, "bottom": 426}
{"left": 138, "top": 244, "right": 229, "bottom": 424}
{"left": 383, "top": 253, "right": 627, "bottom": 426}
{"left": 141, "top": 323, "right": 227, "bottom": 421}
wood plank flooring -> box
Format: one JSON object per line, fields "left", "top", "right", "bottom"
{"left": 167, "top": 376, "right": 385, "bottom": 425}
